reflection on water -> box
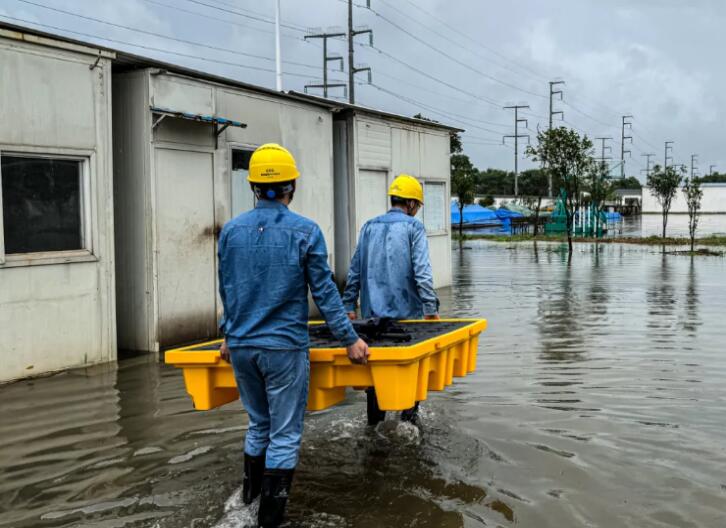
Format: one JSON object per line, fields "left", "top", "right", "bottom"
{"left": 1, "top": 242, "right": 725, "bottom": 527}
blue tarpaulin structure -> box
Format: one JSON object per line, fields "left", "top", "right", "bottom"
{"left": 451, "top": 203, "right": 502, "bottom": 227}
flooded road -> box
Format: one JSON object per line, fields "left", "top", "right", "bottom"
{"left": 1, "top": 241, "right": 725, "bottom": 527}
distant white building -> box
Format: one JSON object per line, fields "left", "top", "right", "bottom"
{"left": 642, "top": 183, "right": 726, "bottom": 213}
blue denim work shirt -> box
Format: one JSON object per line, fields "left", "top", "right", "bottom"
{"left": 218, "top": 200, "right": 358, "bottom": 351}
{"left": 342, "top": 208, "right": 439, "bottom": 319}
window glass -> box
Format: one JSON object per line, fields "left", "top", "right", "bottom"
{"left": 423, "top": 181, "right": 446, "bottom": 233}
{"left": 231, "top": 149, "right": 255, "bottom": 217}
{"left": 1, "top": 156, "right": 83, "bottom": 254}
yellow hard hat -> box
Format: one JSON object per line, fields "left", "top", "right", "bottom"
{"left": 248, "top": 143, "right": 300, "bottom": 184}
{"left": 388, "top": 174, "right": 424, "bottom": 204}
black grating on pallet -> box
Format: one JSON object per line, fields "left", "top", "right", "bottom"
{"left": 182, "top": 321, "right": 470, "bottom": 351}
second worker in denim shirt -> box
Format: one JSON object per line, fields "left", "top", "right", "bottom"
{"left": 342, "top": 174, "right": 440, "bottom": 426}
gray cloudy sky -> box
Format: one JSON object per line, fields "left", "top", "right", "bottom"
{"left": 2, "top": 0, "right": 724, "bottom": 179}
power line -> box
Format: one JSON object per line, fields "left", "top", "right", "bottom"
{"left": 343, "top": 0, "right": 547, "bottom": 99}
{"left": 376, "top": 0, "right": 548, "bottom": 90}
{"left": 368, "top": 45, "right": 504, "bottom": 108}
{"left": 13, "top": 0, "right": 322, "bottom": 72}
{"left": 368, "top": 83, "right": 504, "bottom": 135}
{"left": 397, "top": 0, "right": 550, "bottom": 83}
{"left": 0, "top": 14, "right": 325, "bottom": 81}
{"left": 181, "top": 0, "right": 307, "bottom": 33}
{"left": 141, "top": 0, "right": 304, "bottom": 42}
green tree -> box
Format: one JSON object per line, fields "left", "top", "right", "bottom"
{"left": 647, "top": 164, "right": 685, "bottom": 238}
{"left": 682, "top": 177, "right": 703, "bottom": 253}
{"left": 526, "top": 127, "right": 594, "bottom": 256}
{"left": 586, "top": 160, "right": 615, "bottom": 233}
{"left": 518, "top": 168, "right": 550, "bottom": 235}
{"left": 476, "top": 168, "right": 514, "bottom": 195}
{"left": 479, "top": 195, "right": 495, "bottom": 207}
{"left": 696, "top": 172, "right": 726, "bottom": 183}
{"left": 451, "top": 154, "right": 477, "bottom": 237}
{"left": 615, "top": 176, "right": 643, "bottom": 189}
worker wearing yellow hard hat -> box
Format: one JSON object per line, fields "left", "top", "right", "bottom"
{"left": 218, "top": 143, "right": 368, "bottom": 527}
{"left": 342, "top": 173, "right": 440, "bottom": 426}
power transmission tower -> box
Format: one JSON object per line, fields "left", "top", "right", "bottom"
{"left": 503, "top": 105, "right": 530, "bottom": 197}
{"left": 347, "top": 0, "right": 373, "bottom": 104}
{"left": 304, "top": 31, "right": 346, "bottom": 98}
{"left": 690, "top": 154, "right": 699, "bottom": 179}
{"left": 547, "top": 80, "right": 565, "bottom": 197}
{"left": 641, "top": 153, "right": 655, "bottom": 180}
{"left": 595, "top": 137, "right": 613, "bottom": 169}
{"left": 620, "top": 115, "right": 633, "bottom": 179}
{"left": 709, "top": 164, "right": 717, "bottom": 176}
{"left": 664, "top": 141, "right": 674, "bottom": 169}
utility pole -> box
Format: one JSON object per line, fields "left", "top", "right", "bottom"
{"left": 275, "top": 0, "right": 282, "bottom": 91}
{"left": 548, "top": 80, "right": 565, "bottom": 197}
{"left": 664, "top": 141, "right": 674, "bottom": 169}
{"left": 709, "top": 164, "right": 717, "bottom": 176}
{"left": 503, "top": 105, "right": 530, "bottom": 197}
{"left": 304, "top": 31, "right": 346, "bottom": 98}
{"left": 690, "top": 154, "right": 699, "bottom": 179}
{"left": 347, "top": 0, "right": 373, "bottom": 104}
{"left": 595, "top": 137, "right": 613, "bottom": 169}
{"left": 620, "top": 115, "right": 633, "bottom": 179}
{"left": 641, "top": 153, "right": 655, "bottom": 180}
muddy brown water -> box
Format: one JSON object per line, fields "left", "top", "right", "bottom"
{"left": 1, "top": 241, "right": 725, "bottom": 527}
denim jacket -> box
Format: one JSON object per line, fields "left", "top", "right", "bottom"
{"left": 218, "top": 200, "right": 358, "bottom": 351}
{"left": 342, "top": 208, "right": 439, "bottom": 319}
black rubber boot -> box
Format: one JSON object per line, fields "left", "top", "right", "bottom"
{"left": 366, "top": 387, "right": 387, "bottom": 426}
{"left": 258, "top": 468, "right": 295, "bottom": 528}
{"left": 400, "top": 402, "right": 420, "bottom": 425}
{"left": 242, "top": 452, "right": 266, "bottom": 505}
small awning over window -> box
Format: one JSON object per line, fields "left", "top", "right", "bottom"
{"left": 150, "top": 106, "right": 247, "bottom": 131}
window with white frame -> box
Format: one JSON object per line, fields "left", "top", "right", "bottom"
{"left": 0, "top": 154, "right": 90, "bottom": 259}
{"left": 423, "top": 181, "right": 447, "bottom": 233}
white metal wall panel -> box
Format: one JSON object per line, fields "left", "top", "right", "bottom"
{"left": 217, "top": 90, "right": 282, "bottom": 144}
{"left": 421, "top": 132, "right": 450, "bottom": 179}
{"left": 356, "top": 169, "right": 389, "bottom": 234}
{"left": 279, "top": 106, "right": 336, "bottom": 248}
{"left": 0, "top": 40, "right": 96, "bottom": 149}
{"left": 0, "top": 39, "right": 116, "bottom": 382}
{"left": 112, "top": 71, "right": 153, "bottom": 352}
{"left": 151, "top": 75, "right": 214, "bottom": 116}
{"left": 357, "top": 118, "right": 391, "bottom": 169}
{"left": 391, "top": 127, "right": 421, "bottom": 176}
{"left": 155, "top": 148, "right": 217, "bottom": 346}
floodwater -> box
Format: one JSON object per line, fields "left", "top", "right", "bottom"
{"left": 465, "top": 214, "right": 726, "bottom": 238}
{"left": 1, "top": 242, "right": 725, "bottom": 527}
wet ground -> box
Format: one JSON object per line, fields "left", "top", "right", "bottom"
{"left": 1, "top": 241, "right": 725, "bottom": 527}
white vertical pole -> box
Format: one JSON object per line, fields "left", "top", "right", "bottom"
{"left": 275, "top": 0, "right": 282, "bottom": 91}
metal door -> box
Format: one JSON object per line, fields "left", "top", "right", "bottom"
{"left": 155, "top": 148, "right": 217, "bottom": 346}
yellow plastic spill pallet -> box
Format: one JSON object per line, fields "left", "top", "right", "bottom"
{"left": 165, "top": 318, "right": 487, "bottom": 412}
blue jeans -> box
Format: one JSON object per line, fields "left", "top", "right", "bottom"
{"left": 229, "top": 348, "right": 310, "bottom": 469}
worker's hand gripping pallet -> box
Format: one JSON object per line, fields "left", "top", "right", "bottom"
{"left": 164, "top": 318, "right": 487, "bottom": 412}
